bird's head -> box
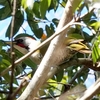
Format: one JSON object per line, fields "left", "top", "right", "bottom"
{"left": 6, "top": 35, "right": 42, "bottom": 64}
{"left": 14, "top": 36, "right": 40, "bottom": 51}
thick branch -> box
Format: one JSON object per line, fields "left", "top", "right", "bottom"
{"left": 17, "top": 0, "right": 82, "bottom": 100}
{"left": 49, "top": 58, "right": 100, "bottom": 86}
{"left": 77, "top": 78, "right": 100, "bottom": 100}
{"left": 60, "top": 58, "right": 100, "bottom": 71}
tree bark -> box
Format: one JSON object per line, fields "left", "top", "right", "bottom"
{"left": 77, "top": 78, "right": 100, "bottom": 100}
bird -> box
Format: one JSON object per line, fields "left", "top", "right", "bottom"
{"left": 5, "top": 34, "right": 91, "bottom": 65}
{"left": 6, "top": 34, "right": 48, "bottom": 65}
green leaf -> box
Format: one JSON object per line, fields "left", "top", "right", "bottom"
{"left": 0, "top": 63, "right": 8, "bottom": 73}
{"left": 76, "top": 1, "right": 85, "bottom": 12}
{"left": 21, "top": 0, "right": 34, "bottom": 10}
{"left": 0, "top": 58, "right": 11, "bottom": 73}
{"left": 56, "top": 70, "right": 64, "bottom": 82}
{"left": 50, "top": 23, "right": 55, "bottom": 33}
{"left": 2, "top": 59, "right": 11, "bottom": 66}
{"left": 45, "top": 25, "right": 53, "bottom": 37}
{"left": 46, "top": 0, "right": 52, "bottom": 8}
{"left": 48, "top": 89, "right": 55, "bottom": 95}
{"left": 83, "top": 31, "right": 94, "bottom": 42}
{"left": 40, "top": 0, "right": 51, "bottom": 18}
{"left": 34, "top": 28, "right": 44, "bottom": 39}
{"left": 0, "top": 49, "right": 11, "bottom": 63}
{"left": 81, "top": 70, "right": 89, "bottom": 81}
{"left": 68, "top": 33, "right": 83, "bottom": 39}
{"left": 92, "top": 47, "right": 97, "bottom": 63}
{"left": 0, "top": 6, "right": 11, "bottom": 20}
{"left": 0, "top": 55, "right": 3, "bottom": 62}
{"left": 67, "top": 65, "right": 88, "bottom": 85}
{"left": 27, "top": 15, "right": 39, "bottom": 35}
{"left": 72, "top": 0, "right": 82, "bottom": 13}
{"left": 3, "top": 73, "right": 11, "bottom": 83}
{"left": 52, "top": 18, "right": 59, "bottom": 27}
{"left": 21, "top": 0, "right": 27, "bottom": 9}
{"left": 32, "top": 1, "right": 41, "bottom": 18}
{"left": 48, "top": 0, "right": 59, "bottom": 11}
{"left": 82, "top": 11, "right": 96, "bottom": 24}
{"left": 61, "top": 75, "right": 68, "bottom": 84}
{"left": 90, "top": 22, "right": 100, "bottom": 31}
{"left": 6, "top": 10, "right": 24, "bottom": 38}
{"left": 0, "top": 41, "right": 3, "bottom": 52}
{"left": 0, "top": 50, "right": 11, "bottom": 73}
{"left": 92, "top": 37, "right": 100, "bottom": 63}
{"left": 60, "top": 1, "right": 66, "bottom": 7}
{"left": 0, "top": 0, "right": 6, "bottom": 5}
{"left": 0, "top": 93, "right": 6, "bottom": 100}
{"left": 48, "top": 79, "right": 57, "bottom": 87}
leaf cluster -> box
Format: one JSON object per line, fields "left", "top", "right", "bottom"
{"left": 0, "top": 0, "right": 100, "bottom": 99}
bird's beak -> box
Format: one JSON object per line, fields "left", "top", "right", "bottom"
{"left": 5, "top": 41, "right": 17, "bottom": 45}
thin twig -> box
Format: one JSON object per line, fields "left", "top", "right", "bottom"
{"left": 68, "top": 66, "right": 86, "bottom": 84}
{"left": 0, "top": 91, "right": 9, "bottom": 94}
{"left": 10, "top": 76, "right": 29, "bottom": 99}
{"left": 7, "top": 0, "right": 17, "bottom": 100}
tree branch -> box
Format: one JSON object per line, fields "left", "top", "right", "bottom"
{"left": 10, "top": 76, "right": 29, "bottom": 99}
{"left": 60, "top": 58, "right": 100, "bottom": 71}
{"left": 7, "top": 0, "right": 16, "bottom": 99}
{"left": 49, "top": 58, "right": 100, "bottom": 89}
{"left": 77, "top": 78, "right": 100, "bottom": 100}
{"left": 68, "top": 66, "right": 86, "bottom": 84}
{"left": 17, "top": 0, "right": 82, "bottom": 100}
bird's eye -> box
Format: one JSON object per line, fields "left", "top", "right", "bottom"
{"left": 15, "top": 39, "right": 23, "bottom": 43}
{"left": 15, "top": 39, "right": 29, "bottom": 49}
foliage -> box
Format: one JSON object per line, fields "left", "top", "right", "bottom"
{"left": 0, "top": 0, "right": 100, "bottom": 99}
